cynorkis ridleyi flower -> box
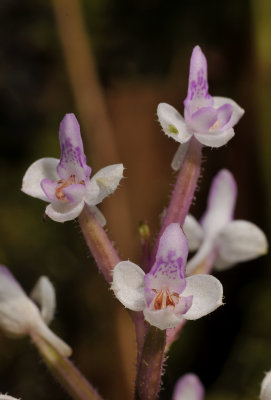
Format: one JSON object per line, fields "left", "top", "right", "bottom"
{"left": 22, "top": 113, "right": 124, "bottom": 223}
{"left": 112, "top": 223, "right": 223, "bottom": 330}
{"left": 173, "top": 373, "right": 204, "bottom": 400}
{"left": 184, "top": 169, "right": 268, "bottom": 274}
{"left": 157, "top": 46, "right": 244, "bottom": 170}
{"left": 0, "top": 265, "right": 71, "bottom": 357}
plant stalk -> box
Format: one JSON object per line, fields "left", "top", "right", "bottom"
{"left": 31, "top": 331, "right": 103, "bottom": 400}
{"left": 135, "top": 325, "right": 166, "bottom": 400}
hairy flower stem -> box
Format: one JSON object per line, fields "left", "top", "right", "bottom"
{"left": 31, "top": 331, "right": 103, "bottom": 400}
{"left": 135, "top": 325, "right": 166, "bottom": 400}
{"left": 78, "top": 205, "right": 120, "bottom": 283}
{"left": 151, "top": 138, "right": 202, "bottom": 265}
{"left": 79, "top": 206, "right": 147, "bottom": 362}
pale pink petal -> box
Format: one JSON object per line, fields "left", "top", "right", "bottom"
{"left": 173, "top": 374, "right": 205, "bottom": 400}
{"left": 188, "top": 107, "right": 217, "bottom": 133}
{"left": 213, "top": 96, "right": 244, "bottom": 128}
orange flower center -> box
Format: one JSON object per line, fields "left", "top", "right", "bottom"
{"left": 152, "top": 287, "right": 179, "bottom": 310}
{"left": 55, "top": 175, "right": 85, "bottom": 202}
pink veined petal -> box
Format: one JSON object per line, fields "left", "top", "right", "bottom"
{"left": 62, "top": 183, "right": 86, "bottom": 203}
{"left": 143, "top": 307, "right": 184, "bottom": 330}
{"left": 57, "top": 113, "right": 91, "bottom": 182}
{"left": 182, "top": 274, "right": 223, "bottom": 320}
{"left": 112, "top": 261, "right": 146, "bottom": 312}
{"left": 40, "top": 179, "right": 58, "bottom": 201}
{"left": 147, "top": 224, "right": 188, "bottom": 293}
{"left": 200, "top": 169, "right": 237, "bottom": 236}
{"left": 157, "top": 103, "right": 192, "bottom": 144}
{"left": 194, "top": 127, "right": 235, "bottom": 147}
{"left": 173, "top": 374, "right": 205, "bottom": 400}
{"left": 216, "top": 103, "right": 233, "bottom": 130}
{"left": 187, "top": 107, "right": 218, "bottom": 133}
{"left": 184, "top": 46, "right": 213, "bottom": 114}
{"left": 22, "top": 158, "right": 59, "bottom": 202}
{"left": 213, "top": 96, "right": 244, "bottom": 128}
{"left": 45, "top": 200, "right": 85, "bottom": 222}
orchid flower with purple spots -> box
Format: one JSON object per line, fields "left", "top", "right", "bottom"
{"left": 22, "top": 113, "right": 124, "bottom": 223}
{"left": 184, "top": 169, "right": 268, "bottom": 275}
{"left": 112, "top": 223, "right": 223, "bottom": 330}
{"left": 157, "top": 46, "right": 244, "bottom": 170}
{"left": 172, "top": 373, "right": 204, "bottom": 400}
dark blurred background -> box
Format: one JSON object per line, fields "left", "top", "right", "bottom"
{"left": 0, "top": 0, "right": 270, "bottom": 399}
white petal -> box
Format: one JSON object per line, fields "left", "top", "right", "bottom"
{"left": 194, "top": 128, "right": 234, "bottom": 147}
{"left": 182, "top": 274, "right": 223, "bottom": 320}
{"left": 201, "top": 169, "right": 237, "bottom": 236}
{"left": 171, "top": 142, "right": 190, "bottom": 171}
{"left": 88, "top": 205, "right": 106, "bottom": 227}
{"left": 261, "top": 371, "right": 271, "bottom": 400}
{"left": 0, "top": 265, "right": 39, "bottom": 336}
{"left": 111, "top": 261, "right": 145, "bottom": 311}
{"left": 213, "top": 96, "right": 244, "bottom": 128}
{"left": 173, "top": 374, "right": 205, "bottom": 400}
{"left": 45, "top": 200, "right": 84, "bottom": 222}
{"left": 186, "top": 239, "right": 213, "bottom": 275}
{"left": 214, "top": 220, "right": 268, "bottom": 271}
{"left": 0, "top": 266, "right": 71, "bottom": 357}
{"left": 0, "top": 395, "right": 21, "bottom": 400}
{"left": 30, "top": 276, "right": 56, "bottom": 325}
{"left": 143, "top": 307, "right": 183, "bottom": 330}
{"left": 34, "top": 317, "right": 72, "bottom": 357}
{"left": 183, "top": 215, "right": 204, "bottom": 252}
{"left": 22, "top": 158, "right": 59, "bottom": 202}
{"left": 86, "top": 164, "right": 124, "bottom": 205}
{"left": 157, "top": 103, "right": 192, "bottom": 144}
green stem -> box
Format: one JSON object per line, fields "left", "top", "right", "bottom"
{"left": 78, "top": 205, "right": 120, "bottom": 283}
{"left": 135, "top": 325, "right": 166, "bottom": 400}
{"left": 31, "top": 331, "right": 103, "bottom": 400}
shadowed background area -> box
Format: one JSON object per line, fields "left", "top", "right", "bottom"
{"left": 0, "top": 0, "right": 270, "bottom": 399}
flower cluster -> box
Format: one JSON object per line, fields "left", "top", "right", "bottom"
{"left": 157, "top": 46, "right": 244, "bottom": 170}
{"left": 0, "top": 44, "right": 267, "bottom": 400}
{"left": 112, "top": 223, "right": 223, "bottom": 330}
{"left": 22, "top": 113, "right": 124, "bottom": 223}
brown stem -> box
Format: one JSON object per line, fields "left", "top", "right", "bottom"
{"left": 135, "top": 325, "right": 166, "bottom": 400}
{"left": 151, "top": 138, "right": 202, "bottom": 266}
{"left": 78, "top": 205, "right": 120, "bottom": 283}
{"left": 31, "top": 331, "right": 103, "bottom": 400}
